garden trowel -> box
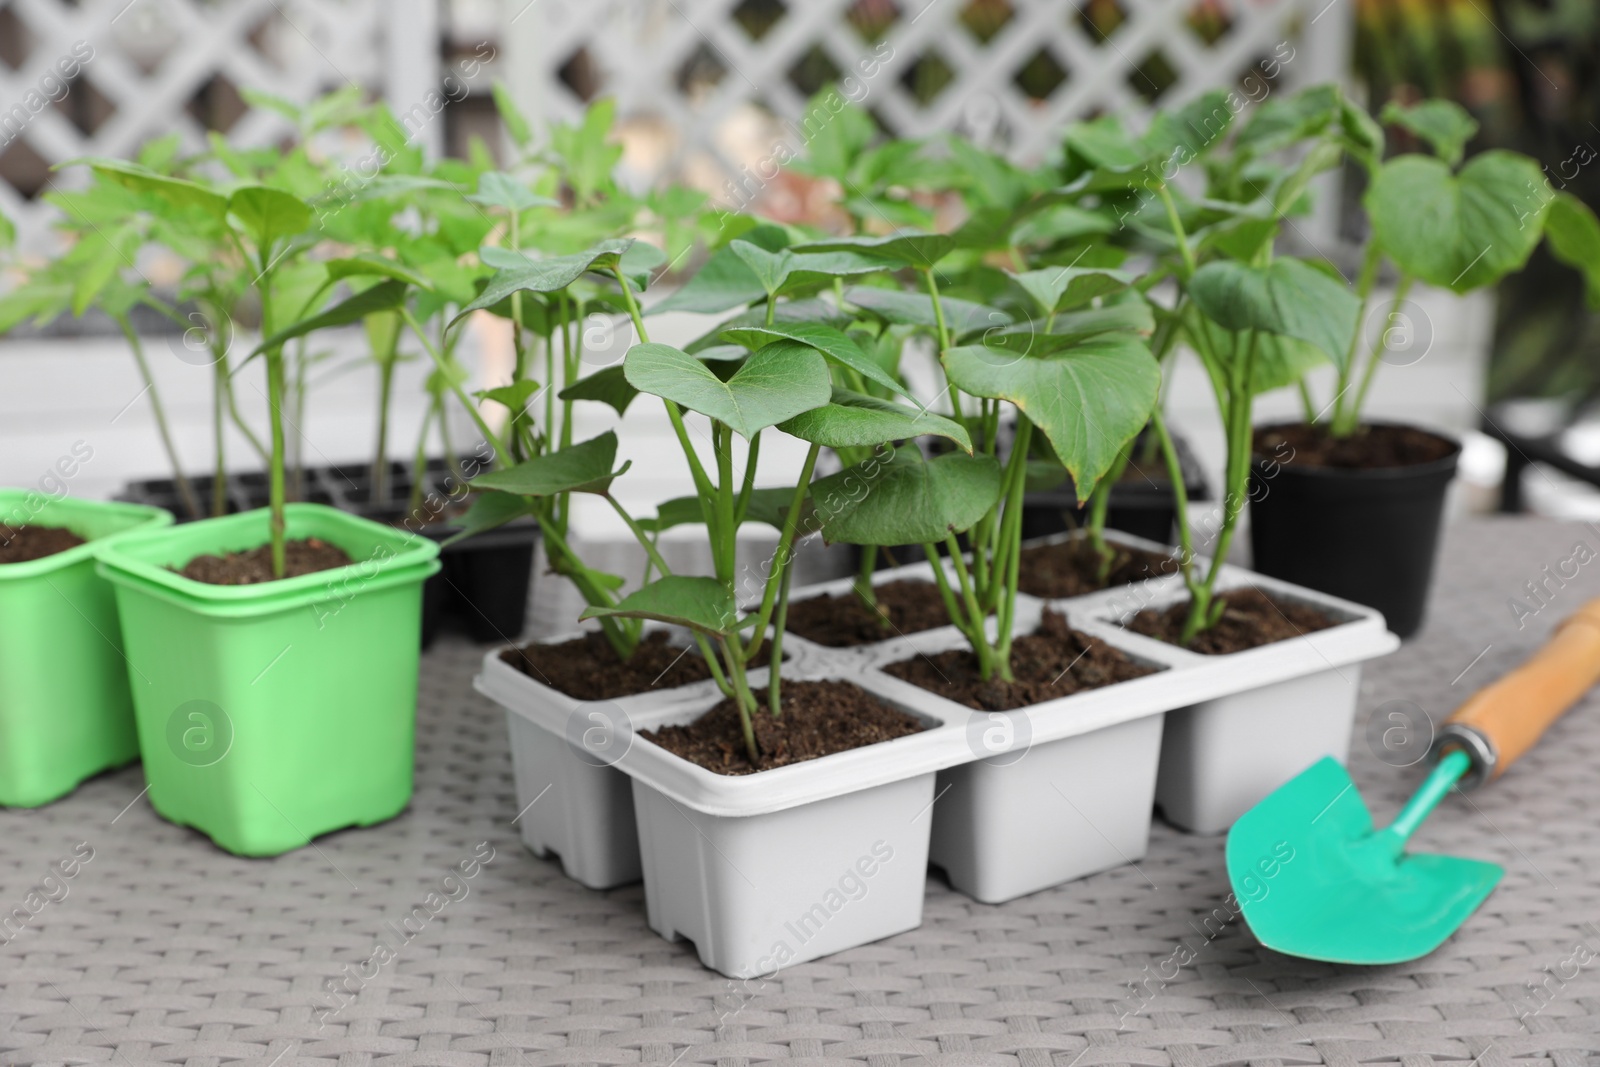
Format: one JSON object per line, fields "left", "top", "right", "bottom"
{"left": 1227, "top": 598, "right": 1600, "bottom": 964}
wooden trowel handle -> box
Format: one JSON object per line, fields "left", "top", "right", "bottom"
{"left": 1439, "top": 598, "right": 1600, "bottom": 788}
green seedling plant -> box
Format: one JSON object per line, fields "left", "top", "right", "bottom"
{"left": 566, "top": 252, "right": 960, "bottom": 758}
{"left": 1306, "top": 97, "right": 1600, "bottom": 437}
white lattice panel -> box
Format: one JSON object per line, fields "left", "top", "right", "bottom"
{"left": 0, "top": 0, "right": 440, "bottom": 254}
{"left": 504, "top": 0, "right": 1348, "bottom": 192}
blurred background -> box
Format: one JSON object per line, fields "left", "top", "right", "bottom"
{"left": 1, "top": 0, "right": 1597, "bottom": 549}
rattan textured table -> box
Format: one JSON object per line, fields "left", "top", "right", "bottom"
{"left": 4, "top": 517, "right": 1600, "bottom": 1067}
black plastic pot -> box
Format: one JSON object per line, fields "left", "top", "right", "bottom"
{"left": 117, "top": 459, "right": 539, "bottom": 648}
{"left": 1021, "top": 429, "right": 1211, "bottom": 544}
{"left": 1247, "top": 425, "right": 1460, "bottom": 639}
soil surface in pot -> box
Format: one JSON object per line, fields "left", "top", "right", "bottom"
{"left": 785, "top": 579, "right": 952, "bottom": 647}
{"left": 1128, "top": 587, "right": 1339, "bottom": 654}
{"left": 641, "top": 679, "right": 925, "bottom": 775}
{"left": 884, "top": 609, "right": 1157, "bottom": 711}
{"left": 1018, "top": 538, "right": 1175, "bottom": 599}
{"left": 1255, "top": 423, "right": 1456, "bottom": 470}
{"left": 501, "top": 629, "right": 773, "bottom": 701}
{"left": 0, "top": 524, "right": 86, "bottom": 564}
{"left": 179, "top": 538, "right": 354, "bottom": 585}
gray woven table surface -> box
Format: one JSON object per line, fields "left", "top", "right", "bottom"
{"left": 6, "top": 516, "right": 1600, "bottom": 1067}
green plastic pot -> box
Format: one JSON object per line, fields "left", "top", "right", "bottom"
{"left": 0, "top": 493, "right": 172, "bottom": 806}
{"left": 96, "top": 503, "right": 441, "bottom": 856}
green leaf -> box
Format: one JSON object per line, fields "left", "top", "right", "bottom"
{"left": 559, "top": 364, "right": 639, "bottom": 415}
{"left": 253, "top": 279, "right": 409, "bottom": 355}
{"left": 81, "top": 158, "right": 229, "bottom": 220}
{"left": 649, "top": 224, "right": 788, "bottom": 314}
{"left": 492, "top": 83, "right": 533, "bottom": 147}
{"left": 1545, "top": 192, "right": 1600, "bottom": 309}
{"left": 811, "top": 449, "right": 1002, "bottom": 546}
{"left": 469, "top": 171, "right": 560, "bottom": 212}
{"left": 580, "top": 576, "right": 738, "bottom": 637}
{"left": 326, "top": 253, "right": 433, "bottom": 289}
{"left": 843, "top": 286, "right": 1009, "bottom": 336}
{"left": 1062, "top": 116, "right": 1147, "bottom": 172}
{"left": 1188, "top": 258, "right": 1360, "bottom": 367}
{"left": 731, "top": 241, "right": 793, "bottom": 295}
{"left": 442, "top": 491, "right": 536, "bottom": 545}
{"left": 623, "top": 340, "right": 831, "bottom": 438}
{"left": 1367, "top": 151, "right": 1549, "bottom": 292}
{"left": 1250, "top": 334, "right": 1328, "bottom": 395}
{"left": 792, "top": 231, "right": 955, "bottom": 267}
{"left": 453, "top": 238, "right": 634, "bottom": 320}
{"left": 1234, "top": 85, "right": 1342, "bottom": 155}
{"left": 471, "top": 431, "right": 629, "bottom": 496}
{"left": 981, "top": 302, "right": 1155, "bottom": 354}
{"left": 1381, "top": 99, "right": 1478, "bottom": 167}
{"left": 1013, "top": 267, "right": 1134, "bottom": 315}
{"left": 644, "top": 487, "right": 798, "bottom": 533}
{"left": 476, "top": 379, "right": 543, "bottom": 411}
{"left": 779, "top": 388, "right": 972, "bottom": 451}
{"left": 943, "top": 333, "right": 1160, "bottom": 496}
{"left": 797, "top": 87, "right": 876, "bottom": 180}
{"left": 719, "top": 321, "right": 911, "bottom": 399}
{"left": 228, "top": 186, "right": 313, "bottom": 250}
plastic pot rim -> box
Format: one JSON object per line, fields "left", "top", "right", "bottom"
{"left": 1253, "top": 420, "right": 1463, "bottom": 483}
{"left": 0, "top": 494, "right": 172, "bottom": 582}
{"left": 94, "top": 502, "right": 440, "bottom": 618}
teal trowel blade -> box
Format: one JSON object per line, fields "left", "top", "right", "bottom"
{"left": 1227, "top": 757, "right": 1504, "bottom": 965}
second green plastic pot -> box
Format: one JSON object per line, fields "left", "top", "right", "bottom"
{"left": 96, "top": 503, "right": 441, "bottom": 856}
{"left": 0, "top": 492, "right": 172, "bottom": 806}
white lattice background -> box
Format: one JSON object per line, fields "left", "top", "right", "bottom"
{"left": 504, "top": 0, "right": 1348, "bottom": 191}
{"left": 0, "top": 0, "right": 440, "bottom": 255}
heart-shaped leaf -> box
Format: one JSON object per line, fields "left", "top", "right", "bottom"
{"left": 442, "top": 490, "right": 536, "bottom": 545}
{"left": 731, "top": 241, "right": 794, "bottom": 295}
{"left": 720, "top": 321, "right": 911, "bottom": 399}
{"left": 468, "top": 171, "right": 559, "bottom": 212}
{"left": 843, "top": 286, "right": 1010, "bottom": 336}
{"left": 453, "top": 239, "right": 635, "bottom": 321}
{"left": 793, "top": 231, "right": 955, "bottom": 267}
{"left": 779, "top": 388, "right": 971, "bottom": 452}
{"left": 1380, "top": 99, "right": 1478, "bottom": 168}
{"left": 623, "top": 340, "right": 831, "bottom": 438}
{"left": 580, "top": 576, "right": 738, "bottom": 637}
{"left": 1013, "top": 267, "right": 1135, "bottom": 315}
{"left": 810, "top": 449, "right": 1002, "bottom": 546}
{"left": 476, "top": 379, "right": 543, "bottom": 412}
{"left": 1188, "top": 258, "right": 1360, "bottom": 367}
{"left": 471, "top": 431, "right": 630, "bottom": 496}
{"left": 981, "top": 302, "right": 1155, "bottom": 355}
{"left": 253, "top": 279, "right": 409, "bottom": 355}
{"left": 326, "top": 254, "right": 433, "bottom": 290}
{"left": 228, "top": 186, "right": 313, "bottom": 251}
{"left": 649, "top": 224, "right": 789, "bottom": 314}
{"left": 943, "top": 333, "right": 1159, "bottom": 496}
{"left": 559, "top": 364, "right": 639, "bottom": 414}
{"left": 1546, "top": 191, "right": 1600, "bottom": 309}
{"left": 1367, "top": 151, "right": 1549, "bottom": 292}
{"left": 643, "top": 487, "right": 798, "bottom": 533}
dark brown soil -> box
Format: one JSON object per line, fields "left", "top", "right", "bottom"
{"left": 0, "top": 524, "right": 86, "bottom": 564}
{"left": 884, "top": 609, "right": 1158, "bottom": 711}
{"left": 642, "top": 679, "right": 925, "bottom": 775}
{"left": 785, "top": 579, "right": 952, "bottom": 647}
{"left": 1018, "top": 538, "right": 1176, "bottom": 599}
{"left": 501, "top": 629, "right": 773, "bottom": 700}
{"left": 179, "top": 538, "right": 354, "bottom": 585}
{"left": 1254, "top": 422, "right": 1456, "bottom": 470}
{"left": 1128, "top": 587, "right": 1340, "bottom": 654}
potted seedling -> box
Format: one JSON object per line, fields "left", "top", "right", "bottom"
{"left": 0, "top": 204, "right": 175, "bottom": 804}
{"left": 485, "top": 244, "right": 979, "bottom": 975}
{"left": 1040, "top": 85, "right": 1405, "bottom": 832}
{"left": 87, "top": 163, "right": 441, "bottom": 856}
{"left": 790, "top": 230, "right": 1200, "bottom": 903}
{"left": 1247, "top": 96, "right": 1600, "bottom": 636}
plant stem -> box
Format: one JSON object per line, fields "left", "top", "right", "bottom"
{"left": 400, "top": 307, "right": 508, "bottom": 465}
{"left": 746, "top": 441, "right": 820, "bottom": 662}
{"left": 211, "top": 360, "right": 228, "bottom": 518}
{"left": 1156, "top": 184, "right": 1197, "bottom": 281}
{"left": 1345, "top": 273, "right": 1415, "bottom": 434}
{"left": 373, "top": 356, "right": 395, "bottom": 504}
{"left": 1328, "top": 240, "right": 1383, "bottom": 435}
{"left": 853, "top": 543, "right": 883, "bottom": 623}
{"left": 117, "top": 315, "right": 200, "bottom": 520}
{"left": 767, "top": 555, "right": 795, "bottom": 717}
